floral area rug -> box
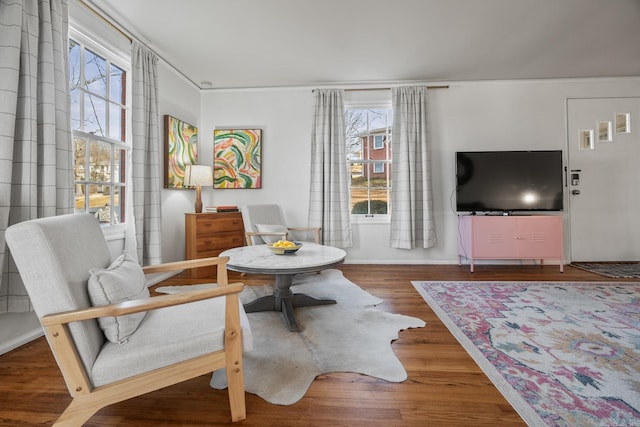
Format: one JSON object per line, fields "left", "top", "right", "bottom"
{"left": 412, "top": 280, "right": 640, "bottom": 427}
{"left": 571, "top": 262, "right": 640, "bottom": 279}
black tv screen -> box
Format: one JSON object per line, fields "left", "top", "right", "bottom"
{"left": 455, "top": 150, "right": 564, "bottom": 213}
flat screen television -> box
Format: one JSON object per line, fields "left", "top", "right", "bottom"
{"left": 455, "top": 150, "right": 564, "bottom": 213}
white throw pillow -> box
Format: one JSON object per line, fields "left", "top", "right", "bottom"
{"left": 88, "top": 252, "right": 149, "bottom": 344}
{"left": 254, "top": 224, "right": 289, "bottom": 244}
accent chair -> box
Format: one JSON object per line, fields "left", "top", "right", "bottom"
{"left": 5, "top": 213, "right": 252, "bottom": 425}
{"left": 241, "top": 204, "right": 321, "bottom": 246}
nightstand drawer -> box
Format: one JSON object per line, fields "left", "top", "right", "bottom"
{"left": 195, "top": 215, "right": 244, "bottom": 235}
{"left": 196, "top": 233, "right": 245, "bottom": 252}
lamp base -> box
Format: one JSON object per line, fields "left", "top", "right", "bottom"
{"left": 194, "top": 185, "right": 203, "bottom": 213}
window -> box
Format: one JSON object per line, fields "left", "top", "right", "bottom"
{"left": 345, "top": 108, "right": 392, "bottom": 217}
{"left": 69, "top": 38, "right": 128, "bottom": 226}
{"left": 373, "top": 134, "right": 385, "bottom": 149}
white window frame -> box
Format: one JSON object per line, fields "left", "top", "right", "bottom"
{"left": 344, "top": 98, "right": 392, "bottom": 225}
{"left": 69, "top": 27, "right": 132, "bottom": 239}
{"left": 373, "top": 134, "right": 385, "bottom": 150}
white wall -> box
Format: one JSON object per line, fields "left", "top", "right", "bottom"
{"left": 157, "top": 64, "right": 201, "bottom": 262}
{"left": 159, "top": 77, "right": 640, "bottom": 264}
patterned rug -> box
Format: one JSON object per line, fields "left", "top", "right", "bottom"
{"left": 571, "top": 262, "right": 640, "bottom": 278}
{"left": 412, "top": 280, "right": 640, "bottom": 427}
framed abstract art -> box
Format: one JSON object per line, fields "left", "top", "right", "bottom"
{"left": 213, "top": 128, "right": 262, "bottom": 189}
{"left": 164, "top": 115, "right": 198, "bottom": 188}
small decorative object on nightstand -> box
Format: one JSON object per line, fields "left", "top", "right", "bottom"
{"left": 184, "top": 165, "right": 213, "bottom": 213}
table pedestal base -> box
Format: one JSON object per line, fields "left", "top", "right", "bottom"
{"left": 243, "top": 274, "right": 336, "bottom": 332}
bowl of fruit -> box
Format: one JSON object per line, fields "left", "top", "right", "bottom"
{"left": 267, "top": 240, "right": 303, "bottom": 255}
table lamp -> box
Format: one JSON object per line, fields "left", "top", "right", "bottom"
{"left": 184, "top": 165, "right": 213, "bottom": 213}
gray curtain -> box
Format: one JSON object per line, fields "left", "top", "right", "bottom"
{"left": 0, "top": 0, "right": 73, "bottom": 313}
{"left": 308, "top": 89, "right": 352, "bottom": 248}
{"left": 390, "top": 86, "right": 436, "bottom": 249}
{"left": 130, "top": 41, "right": 162, "bottom": 266}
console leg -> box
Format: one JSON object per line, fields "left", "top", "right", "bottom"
{"left": 243, "top": 295, "right": 276, "bottom": 313}
{"left": 292, "top": 294, "right": 336, "bottom": 308}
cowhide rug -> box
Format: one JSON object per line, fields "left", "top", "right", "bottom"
{"left": 156, "top": 269, "right": 425, "bottom": 405}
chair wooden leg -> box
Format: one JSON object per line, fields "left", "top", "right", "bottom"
{"left": 225, "top": 301, "right": 247, "bottom": 422}
{"left": 225, "top": 327, "right": 246, "bottom": 422}
{"left": 53, "top": 397, "right": 104, "bottom": 427}
{"left": 227, "top": 365, "right": 246, "bottom": 422}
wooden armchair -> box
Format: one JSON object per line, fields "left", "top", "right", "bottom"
{"left": 5, "top": 214, "right": 252, "bottom": 425}
{"left": 241, "top": 204, "right": 321, "bottom": 245}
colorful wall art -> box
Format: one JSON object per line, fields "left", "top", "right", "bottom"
{"left": 213, "top": 129, "right": 262, "bottom": 189}
{"left": 164, "top": 115, "right": 198, "bottom": 188}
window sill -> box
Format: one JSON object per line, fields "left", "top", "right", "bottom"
{"left": 350, "top": 215, "right": 390, "bottom": 225}
{"left": 101, "top": 223, "right": 126, "bottom": 241}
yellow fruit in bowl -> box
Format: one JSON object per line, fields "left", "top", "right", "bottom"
{"left": 271, "top": 240, "right": 296, "bottom": 248}
{"left": 272, "top": 240, "right": 297, "bottom": 248}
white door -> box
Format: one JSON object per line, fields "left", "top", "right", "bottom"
{"left": 567, "top": 97, "right": 640, "bottom": 262}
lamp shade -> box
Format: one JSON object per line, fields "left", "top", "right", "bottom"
{"left": 184, "top": 165, "right": 213, "bottom": 187}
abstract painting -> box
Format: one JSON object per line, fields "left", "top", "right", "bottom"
{"left": 164, "top": 115, "right": 198, "bottom": 188}
{"left": 213, "top": 129, "right": 262, "bottom": 189}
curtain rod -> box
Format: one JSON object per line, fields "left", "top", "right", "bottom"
{"left": 80, "top": 1, "right": 132, "bottom": 42}
{"left": 345, "top": 85, "right": 449, "bottom": 92}
{"left": 79, "top": 1, "right": 200, "bottom": 89}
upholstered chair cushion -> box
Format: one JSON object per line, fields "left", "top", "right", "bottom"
{"left": 88, "top": 252, "right": 149, "bottom": 344}
{"left": 254, "top": 223, "right": 289, "bottom": 244}
{"left": 91, "top": 295, "right": 253, "bottom": 387}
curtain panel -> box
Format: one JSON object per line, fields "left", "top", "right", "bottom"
{"left": 390, "top": 86, "right": 436, "bottom": 249}
{"left": 130, "top": 41, "right": 163, "bottom": 266}
{"left": 0, "top": 0, "right": 73, "bottom": 313}
{"left": 308, "top": 89, "right": 353, "bottom": 248}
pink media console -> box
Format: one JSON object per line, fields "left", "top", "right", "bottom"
{"left": 458, "top": 215, "right": 563, "bottom": 272}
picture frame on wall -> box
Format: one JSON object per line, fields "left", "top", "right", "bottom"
{"left": 164, "top": 115, "right": 198, "bottom": 188}
{"left": 213, "top": 128, "right": 262, "bottom": 189}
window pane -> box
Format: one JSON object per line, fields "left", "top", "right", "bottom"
{"left": 367, "top": 108, "right": 391, "bottom": 131}
{"left": 373, "top": 134, "right": 384, "bottom": 149}
{"left": 109, "top": 102, "right": 124, "bottom": 141}
{"left": 112, "top": 186, "right": 122, "bottom": 224}
{"left": 350, "top": 161, "right": 367, "bottom": 213}
{"left": 74, "top": 137, "right": 86, "bottom": 180}
{"left": 70, "top": 87, "right": 81, "bottom": 129}
{"left": 88, "top": 184, "right": 105, "bottom": 211}
{"left": 110, "top": 64, "right": 125, "bottom": 103}
{"left": 75, "top": 184, "right": 86, "bottom": 213}
{"left": 84, "top": 49, "right": 107, "bottom": 97}
{"left": 68, "top": 40, "right": 81, "bottom": 89}
{"left": 373, "top": 162, "right": 385, "bottom": 174}
{"left": 84, "top": 93, "right": 106, "bottom": 136}
{"left": 94, "top": 187, "right": 119, "bottom": 225}
{"left": 89, "top": 140, "right": 111, "bottom": 183}
{"left": 113, "top": 148, "right": 125, "bottom": 183}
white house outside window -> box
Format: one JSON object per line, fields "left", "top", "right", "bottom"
{"left": 345, "top": 107, "right": 392, "bottom": 218}
{"left": 69, "top": 37, "right": 129, "bottom": 227}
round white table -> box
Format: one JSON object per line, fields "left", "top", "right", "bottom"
{"left": 220, "top": 243, "right": 346, "bottom": 331}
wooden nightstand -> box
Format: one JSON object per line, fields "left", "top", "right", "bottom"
{"left": 185, "top": 212, "right": 245, "bottom": 279}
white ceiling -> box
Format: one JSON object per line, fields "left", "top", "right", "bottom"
{"left": 86, "top": 0, "right": 640, "bottom": 90}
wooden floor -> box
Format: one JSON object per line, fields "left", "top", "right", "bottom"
{"left": 0, "top": 264, "right": 625, "bottom": 426}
